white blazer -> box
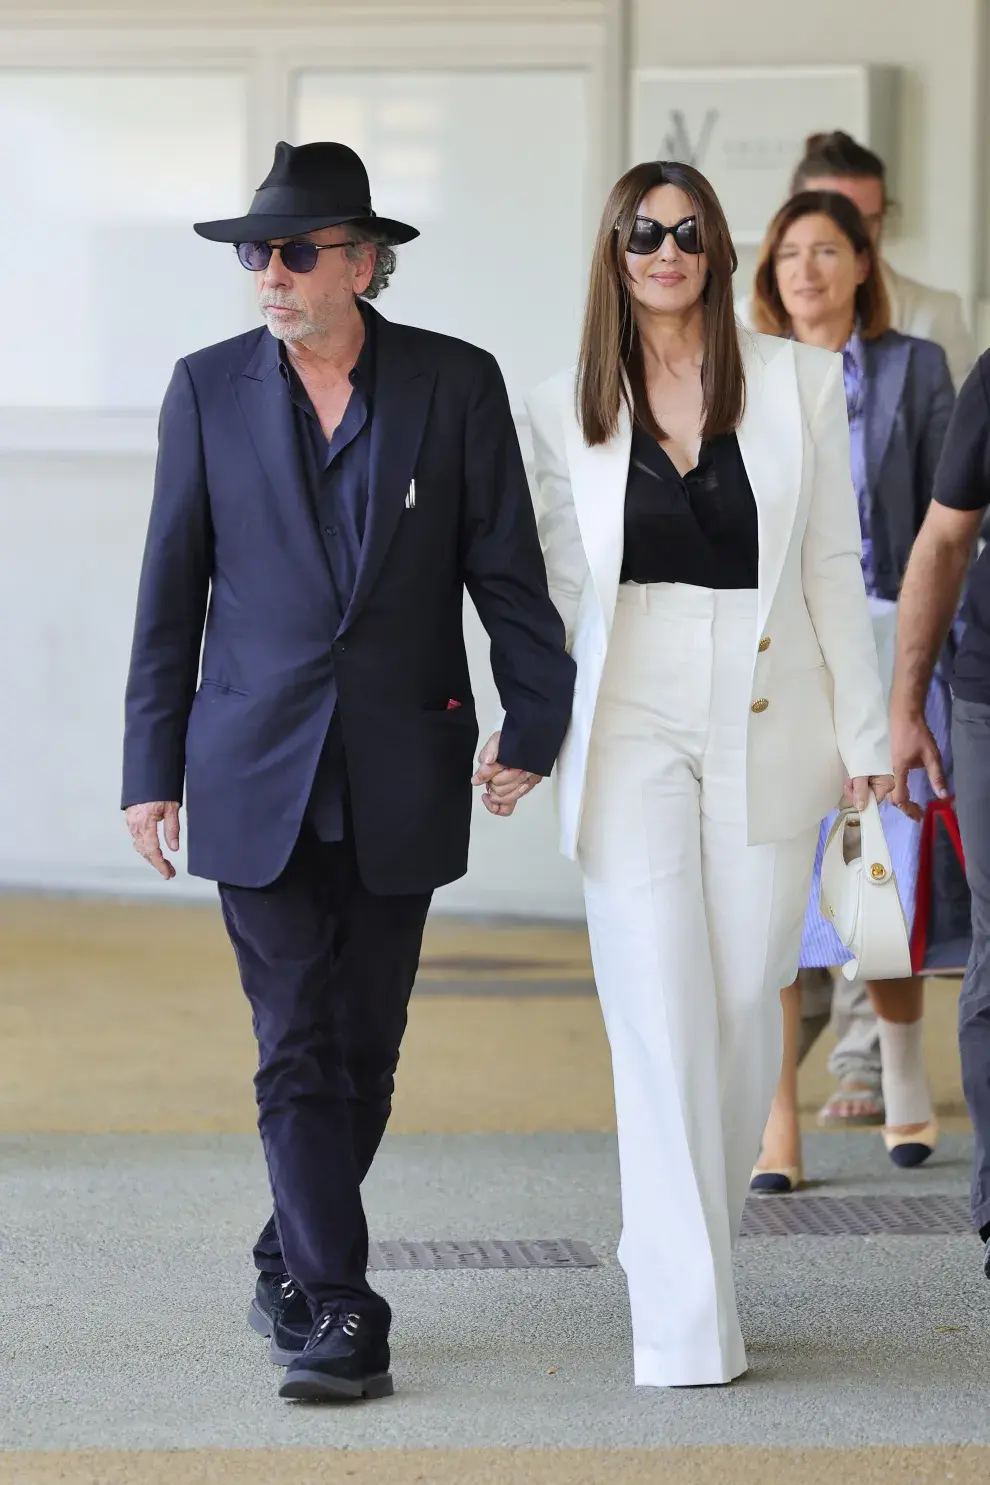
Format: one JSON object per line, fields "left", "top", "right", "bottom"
{"left": 525, "top": 330, "right": 892, "bottom": 861}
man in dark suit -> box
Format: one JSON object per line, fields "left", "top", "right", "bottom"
{"left": 122, "top": 141, "right": 575, "bottom": 1403}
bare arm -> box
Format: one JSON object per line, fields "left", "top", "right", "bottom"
{"left": 891, "top": 504, "right": 980, "bottom": 716}
{"left": 890, "top": 502, "right": 981, "bottom": 810}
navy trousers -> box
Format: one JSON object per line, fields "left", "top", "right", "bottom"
{"left": 953, "top": 697, "right": 990, "bottom": 1236}
{"left": 219, "top": 824, "right": 432, "bottom": 1327}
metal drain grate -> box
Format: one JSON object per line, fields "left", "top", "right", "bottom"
{"left": 417, "top": 956, "right": 568, "bottom": 974}
{"left": 368, "top": 1239, "right": 600, "bottom": 1270}
{"left": 740, "top": 1194, "right": 973, "bottom": 1237}
{"left": 367, "top": 1201, "right": 973, "bottom": 1269}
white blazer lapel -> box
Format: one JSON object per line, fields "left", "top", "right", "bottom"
{"left": 561, "top": 393, "right": 631, "bottom": 639}
{"left": 736, "top": 335, "right": 803, "bottom": 636}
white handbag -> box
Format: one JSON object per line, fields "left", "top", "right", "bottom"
{"left": 819, "top": 793, "right": 912, "bottom": 982}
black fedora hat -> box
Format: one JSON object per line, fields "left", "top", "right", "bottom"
{"left": 193, "top": 140, "right": 419, "bottom": 245}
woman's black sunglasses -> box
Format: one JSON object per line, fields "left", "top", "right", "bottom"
{"left": 235, "top": 240, "right": 353, "bottom": 273}
{"left": 624, "top": 215, "right": 702, "bottom": 256}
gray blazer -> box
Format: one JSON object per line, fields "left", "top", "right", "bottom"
{"left": 862, "top": 329, "right": 955, "bottom": 600}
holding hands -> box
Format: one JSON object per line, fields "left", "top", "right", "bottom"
{"left": 126, "top": 732, "right": 543, "bottom": 881}
{"left": 472, "top": 732, "right": 544, "bottom": 817}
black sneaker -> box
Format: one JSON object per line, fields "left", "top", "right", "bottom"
{"left": 278, "top": 1307, "right": 393, "bottom": 1402}
{"left": 248, "top": 1272, "right": 313, "bottom": 1365}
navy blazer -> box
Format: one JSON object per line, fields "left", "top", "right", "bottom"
{"left": 122, "top": 308, "right": 575, "bottom": 892}
{"left": 861, "top": 329, "right": 955, "bottom": 598}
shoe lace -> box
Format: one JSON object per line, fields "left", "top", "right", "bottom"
{"left": 272, "top": 1275, "right": 299, "bottom": 1316}
{"left": 310, "top": 1308, "right": 361, "bottom": 1346}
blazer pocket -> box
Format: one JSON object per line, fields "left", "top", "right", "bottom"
{"left": 199, "top": 678, "right": 249, "bottom": 697}
{"left": 421, "top": 702, "right": 477, "bottom": 725}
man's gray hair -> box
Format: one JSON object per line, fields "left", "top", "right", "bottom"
{"left": 345, "top": 226, "right": 398, "bottom": 300}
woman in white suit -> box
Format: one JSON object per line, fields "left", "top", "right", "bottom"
{"left": 519, "top": 161, "right": 894, "bottom": 1388}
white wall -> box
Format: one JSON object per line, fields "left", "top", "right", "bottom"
{"left": 634, "top": 0, "right": 986, "bottom": 327}
{"left": 0, "top": 453, "right": 154, "bottom": 894}
{"left": 0, "top": 445, "right": 584, "bottom": 916}
{"left": 1, "top": 0, "right": 988, "bottom": 916}
{"left": 0, "top": 0, "right": 617, "bottom": 916}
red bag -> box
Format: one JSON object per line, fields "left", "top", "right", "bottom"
{"left": 910, "top": 798, "right": 970, "bottom": 974}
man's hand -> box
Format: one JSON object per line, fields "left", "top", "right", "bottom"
{"left": 885, "top": 501, "right": 979, "bottom": 820}
{"left": 125, "top": 801, "right": 181, "bottom": 879}
{"left": 471, "top": 732, "right": 544, "bottom": 818}
{"left": 889, "top": 707, "right": 949, "bottom": 822}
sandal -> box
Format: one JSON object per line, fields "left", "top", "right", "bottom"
{"left": 816, "top": 1079, "right": 885, "bottom": 1129}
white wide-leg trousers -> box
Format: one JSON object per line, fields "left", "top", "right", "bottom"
{"left": 578, "top": 582, "right": 818, "bottom": 1388}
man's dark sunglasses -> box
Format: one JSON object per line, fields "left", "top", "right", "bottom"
{"left": 235, "top": 240, "right": 353, "bottom": 273}
{"left": 625, "top": 215, "right": 702, "bottom": 256}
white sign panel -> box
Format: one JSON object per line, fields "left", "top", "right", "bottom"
{"left": 632, "top": 66, "right": 898, "bottom": 245}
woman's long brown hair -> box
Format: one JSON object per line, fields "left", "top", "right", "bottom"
{"left": 577, "top": 160, "right": 744, "bottom": 447}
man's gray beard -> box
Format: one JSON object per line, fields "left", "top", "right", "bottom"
{"left": 261, "top": 307, "right": 322, "bottom": 342}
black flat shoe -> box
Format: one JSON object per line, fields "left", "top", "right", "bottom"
{"left": 278, "top": 1307, "right": 393, "bottom": 1402}
{"left": 983, "top": 1236, "right": 990, "bottom": 1282}
{"left": 248, "top": 1272, "right": 313, "bottom": 1364}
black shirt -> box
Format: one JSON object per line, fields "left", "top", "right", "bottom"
{"left": 931, "top": 351, "right": 990, "bottom": 704}
{"left": 620, "top": 427, "right": 759, "bottom": 589}
{"left": 276, "top": 310, "right": 376, "bottom": 839}
{"left": 278, "top": 308, "right": 375, "bottom": 613}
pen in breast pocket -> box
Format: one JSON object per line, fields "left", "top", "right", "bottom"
{"left": 405, "top": 479, "right": 416, "bottom": 510}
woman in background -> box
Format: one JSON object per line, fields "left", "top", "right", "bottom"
{"left": 517, "top": 160, "right": 891, "bottom": 1387}
{"left": 748, "top": 191, "right": 955, "bottom": 1195}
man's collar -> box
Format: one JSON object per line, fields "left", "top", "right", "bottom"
{"left": 350, "top": 301, "right": 376, "bottom": 390}
{"left": 277, "top": 300, "right": 375, "bottom": 388}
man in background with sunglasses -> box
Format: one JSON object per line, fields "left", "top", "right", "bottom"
{"left": 121, "top": 140, "right": 574, "bottom": 1403}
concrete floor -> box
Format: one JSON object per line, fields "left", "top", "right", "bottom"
{"left": 3, "top": 1131, "right": 989, "bottom": 1451}
{"left": 1, "top": 895, "right": 988, "bottom": 1483}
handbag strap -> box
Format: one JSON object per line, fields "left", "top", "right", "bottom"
{"left": 857, "top": 793, "right": 895, "bottom": 884}
{"left": 930, "top": 796, "right": 966, "bottom": 867}
{"left": 826, "top": 794, "right": 894, "bottom": 885}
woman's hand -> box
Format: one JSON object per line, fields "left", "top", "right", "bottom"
{"left": 472, "top": 731, "right": 544, "bottom": 817}
{"left": 844, "top": 774, "right": 896, "bottom": 810}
